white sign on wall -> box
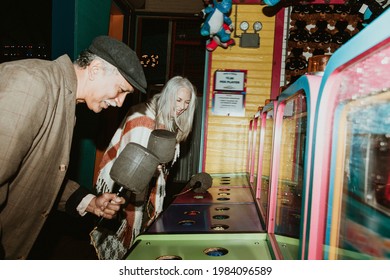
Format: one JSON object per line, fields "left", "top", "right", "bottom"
{"left": 212, "top": 69, "right": 247, "bottom": 117}
{"left": 213, "top": 92, "right": 246, "bottom": 117}
{"left": 214, "top": 71, "right": 246, "bottom": 91}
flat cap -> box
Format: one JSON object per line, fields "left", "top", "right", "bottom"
{"left": 88, "top": 36, "right": 147, "bottom": 93}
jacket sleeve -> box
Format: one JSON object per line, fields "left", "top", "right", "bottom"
{"left": 57, "top": 179, "right": 94, "bottom": 217}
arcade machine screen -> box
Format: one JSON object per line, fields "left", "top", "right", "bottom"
{"left": 275, "top": 92, "right": 307, "bottom": 238}
{"left": 328, "top": 91, "right": 390, "bottom": 259}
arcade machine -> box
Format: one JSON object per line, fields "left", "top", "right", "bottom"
{"left": 257, "top": 74, "right": 322, "bottom": 260}
{"left": 125, "top": 170, "right": 269, "bottom": 259}
{"left": 126, "top": 149, "right": 268, "bottom": 259}
{"left": 307, "top": 9, "right": 390, "bottom": 260}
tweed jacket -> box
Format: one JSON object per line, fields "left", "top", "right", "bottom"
{"left": 0, "top": 55, "right": 80, "bottom": 259}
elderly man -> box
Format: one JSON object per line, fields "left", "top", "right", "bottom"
{"left": 0, "top": 36, "right": 147, "bottom": 259}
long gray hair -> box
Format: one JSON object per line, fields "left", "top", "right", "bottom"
{"left": 147, "top": 76, "right": 197, "bottom": 142}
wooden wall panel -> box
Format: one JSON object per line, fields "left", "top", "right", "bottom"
{"left": 204, "top": 4, "right": 276, "bottom": 174}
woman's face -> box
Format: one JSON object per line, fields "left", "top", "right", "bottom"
{"left": 174, "top": 87, "right": 191, "bottom": 116}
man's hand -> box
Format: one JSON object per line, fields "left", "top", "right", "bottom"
{"left": 86, "top": 193, "right": 125, "bottom": 219}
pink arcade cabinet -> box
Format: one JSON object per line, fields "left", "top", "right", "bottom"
{"left": 261, "top": 74, "right": 322, "bottom": 260}
{"left": 307, "top": 9, "right": 390, "bottom": 260}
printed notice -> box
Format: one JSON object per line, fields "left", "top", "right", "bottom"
{"left": 213, "top": 93, "right": 245, "bottom": 117}
{"left": 214, "top": 71, "right": 245, "bottom": 91}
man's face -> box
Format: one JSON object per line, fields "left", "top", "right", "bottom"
{"left": 83, "top": 60, "right": 135, "bottom": 113}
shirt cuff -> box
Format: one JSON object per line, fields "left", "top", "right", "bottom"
{"left": 76, "top": 194, "right": 96, "bottom": 216}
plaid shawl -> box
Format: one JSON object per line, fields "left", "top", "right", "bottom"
{"left": 92, "top": 102, "right": 176, "bottom": 258}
